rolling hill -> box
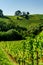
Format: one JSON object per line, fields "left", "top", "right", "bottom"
{"left": 0, "top": 14, "right": 43, "bottom": 65}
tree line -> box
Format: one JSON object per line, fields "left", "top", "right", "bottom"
{"left": 0, "top": 9, "right": 30, "bottom": 19}
{"left": 15, "top": 10, "right": 29, "bottom": 19}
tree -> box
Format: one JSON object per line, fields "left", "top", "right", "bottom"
{"left": 22, "top": 12, "right": 26, "bottom": 17}
{"left": 0, "top": 9, "right": 3, "bottom": 17}
{"left": 27, "top": 12, "right": 29, "bottom": 15}
{"left": 15, "top": 10, "right": 21, "bottom": 16}
{"left": 25, "top": 14, "right": 29, "bottom": 19}
{"left": 25, "top": 12, "right": 29, "bottom": 19}
{"left": 22, "top": 11, "right": 29, "bottom": 19}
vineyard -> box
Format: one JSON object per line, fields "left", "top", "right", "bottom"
{"left": 0, "top": 15, "right": 43, "bottom": 65}
{"left": 0, "top": 31, "right": 43, "bottom": 65}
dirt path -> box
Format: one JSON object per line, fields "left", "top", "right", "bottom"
{"left": 1, "top": 47, "right": 19, "bottom": 65}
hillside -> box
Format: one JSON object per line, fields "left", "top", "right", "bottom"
{"left": 0, "top": 31, "right": 43, "bottom": 65}
{"left": 0, "top": 14, "right": 43, "bottom": 65}
{"left": 0, "top": 15, "right": 43, "bottom": 40}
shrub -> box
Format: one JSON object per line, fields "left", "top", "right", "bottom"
{"left": 0, "top": 29, "right": 25, "bottom": 41}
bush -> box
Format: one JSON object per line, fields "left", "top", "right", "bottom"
{"left": 28, "top": 23, "right": 43, "bottom": 36}
{"left": 0, "top": 21, "right": 16, "bottom": 31}
{"left": 0, "top": 29, "right": 25, "bottom": 41}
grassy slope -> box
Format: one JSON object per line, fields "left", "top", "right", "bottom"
{"left": 0, "top": 14, "right": 43, "bottom": 65}
{"left": 0, "top": 14, "right": 43, "bottom": 29}
{"left": 9, "top": 14, "right": 43, "bottom": 29}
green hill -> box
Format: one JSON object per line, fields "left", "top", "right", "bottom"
{"left": 0, "top": 14, "right": 43, "bottom": 65}
{"left": 0, "top": 15, "right": 43, "bottom": 40}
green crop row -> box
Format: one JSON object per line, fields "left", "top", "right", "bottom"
{"left": 0, "top": 47, "right": 14, "bottom": 65}
{"left": 0, "top": 31, "right": 43, "bottom": 65}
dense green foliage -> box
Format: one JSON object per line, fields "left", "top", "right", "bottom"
{"left": 0, "top": 47, "right": 14, "bottom": 65}
{"left": 0, "top": 29, "right": 25, "bottom": 41}
{"left": 0, "top": 31, "right": 43, "bottom": 65}
{"left": 0, "top": 15, "right": 43, "bottom": 40}
{"left": 0, "top": 14, "right": 43, "bottom": 65}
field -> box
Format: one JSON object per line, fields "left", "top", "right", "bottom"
{"left": 0, "top": 14, "right": 43, "bottom": 65}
